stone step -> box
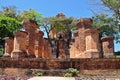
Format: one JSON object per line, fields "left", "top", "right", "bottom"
{"left": 28, "top": 76, "right": 75, "bottom": 80}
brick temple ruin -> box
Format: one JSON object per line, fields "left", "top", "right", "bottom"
{"left": 3, "top": 14, "right": 114, "bottom": 59}
{"left": 1, "top": 14, "right": 119, "bottom": 76}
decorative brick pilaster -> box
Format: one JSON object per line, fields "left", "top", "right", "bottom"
{"left": 11, "top": 31, "right": 28, "bottom": 58}
{"left": 4, "top": 37, "right": 14, "bottom": 57}
{"left": 70, "top": 18, "right": 93, "bottom": 58}
{"left": 101, "top": 36, "right": 114, "bottom": 58}
{"left": 43, "top": 38, "right": 51, "bottom": 59}
{"left": 35, "top": 30, "right": 44, "bottom": 58}
{"left": 84, "top": 29, "right": 100, "bottom": 58}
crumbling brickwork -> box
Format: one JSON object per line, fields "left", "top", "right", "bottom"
{"left": 70, "top": 18, "right": 101, "bottom": 58}
{"left": 3, "top": 16, "right": 114, "bottom": 59}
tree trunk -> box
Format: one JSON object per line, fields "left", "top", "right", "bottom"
{"left": 56, "top": 40, "right": 59, "bottom": 58}
{"left": 99, "top": 33, "right": 104, "bottom": 58}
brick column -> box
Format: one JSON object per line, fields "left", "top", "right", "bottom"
{"left": 59, "top": 40, "right": 66, "bottom": 59}
{"left": 85, "top": 29, "right": 100, "bottom": 58}
{"left": 3, "top": 37, "right": 14, "bottom": 57}
{"left": 73, "top": 30, "right": 79, "bottom": 49}
{"left": 78, "top": 30, "right": 86, "bottom": 52}
{"left": 101, "top": 36, "right": 114, "bottom": 58}
{"left": 21, "top": 20, "right": 38, "bottom": 57}
{"left": 43, "top": 38, "right": 51, "bottom": 59}
{"left": 71, "top": 18, "right": 93, "bottom": 58}
{"left": 11, "top": 31, "right": 28, "bottom": 58}
{"left": 35, "top": 30, "right": 44, "bottom": 58}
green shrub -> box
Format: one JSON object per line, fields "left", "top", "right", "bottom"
{"left": 0, "top": 48, "right": 4, "bottom": 57}
{"left": 64, "top": 68, "right": 79, "bottom": 77}
{"left": 34, "top": 71, "right": 43, "bottom": 76}
{"left": 108, "top": 55, "right": 116, "bottom": 58}
{"left": 68, "top": 68, "right": 79, "bottom": 74}
{"left": 64, "top": 73, "right": 73, "bottom": 77}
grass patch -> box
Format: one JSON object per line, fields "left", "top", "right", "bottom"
{"left": 115, "top": 55, "right": 120, "bottom": 58}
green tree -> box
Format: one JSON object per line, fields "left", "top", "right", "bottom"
{"left": 0, "top": 6, "right": 43, "bottom": 42}
{"left": 92, "top": 13, "right": 119, "bottom": 43}
{"left": 0, "top": 6, "right": 43, "bottom": 56}
{"left": 92, "top": 14, "right": 119, "bottom": 37}
{"left": 0, "top": 6, "right": 21, "bottom": 53}
{"left": 42, "top": 15, "right": 77, "bottom": 47}
{"left": 0, "top": 16, "right": 21, "bottom": 45}
{"left": 50, "top": 17, "right": 76, "bottom": 32}
{"left": 102, "top": 0, "right": 120, "bottom": 19}
{"left": 0, "top": 6, "right": 19, "bottom": 18}
{"left": 92, "top": 13, "right": 119, "bottom": 57}
{"left": 101, "top": 0, "right": 120, "bottom": 43}
{"left": 17, "top": 9, "right": 43, "bottom": 26}
{"left": 89, "top": 0, "right": 120, "bottom": 52}
{"left": 42, "top": 14, "right": 77, "bottom": 58}
{"left": 0, "top": 6, "right": 43, "bottom": 26}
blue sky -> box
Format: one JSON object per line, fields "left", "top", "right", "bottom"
{"left": 0, "top": 0, "right": 119, "bottom": 51}
{"left": 0, "top": 0, "right": 94, "bottom": 18}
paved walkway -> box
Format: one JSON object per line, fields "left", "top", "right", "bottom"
{"left": 28, "top": 76, "right": 75, "bottom": 80}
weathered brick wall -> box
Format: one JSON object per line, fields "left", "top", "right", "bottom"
{"left": 71, "top": 59, "right": 120, "bottom": 70}
{"left": 0, "top": 58, "right": 120, "bottom": 70}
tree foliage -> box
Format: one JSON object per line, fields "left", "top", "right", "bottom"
{"left": 89, "top": 0, "right": 120, "bottom": 43}
{"left": 17, "top": 9, "right": 43, "bottom": 26}
{"left": 92, "top": 14, "right": 119, "bottom": 40}
{"left": 41, "top": 15, "right": 77, "bottom": 47}
{"left": 0, "top": 6, "right": 43, "bottom": 26}
{"left": 50, "top": 17, "right": 77, "bottom": 32}
{"left": 42, "top": 16, "right": 77, "bottom": 37}
{"left": 102, "top": 0, "right": 120, "bottom": 19}
{"left": 0, "top": 6, "right": 43, "bottom": 44}
{"left": 0, "top": 16, "right": 21, "bottom": 42}
{"left": 0, "top": 6, "right": 18, "bottom": 18}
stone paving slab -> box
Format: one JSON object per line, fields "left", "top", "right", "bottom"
{"left": 28, "top": 76, "right": 75, "bottom": 80}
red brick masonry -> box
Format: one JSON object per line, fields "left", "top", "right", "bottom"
{"left": 0, "top": 58, "right": 120, "bottom": 70}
